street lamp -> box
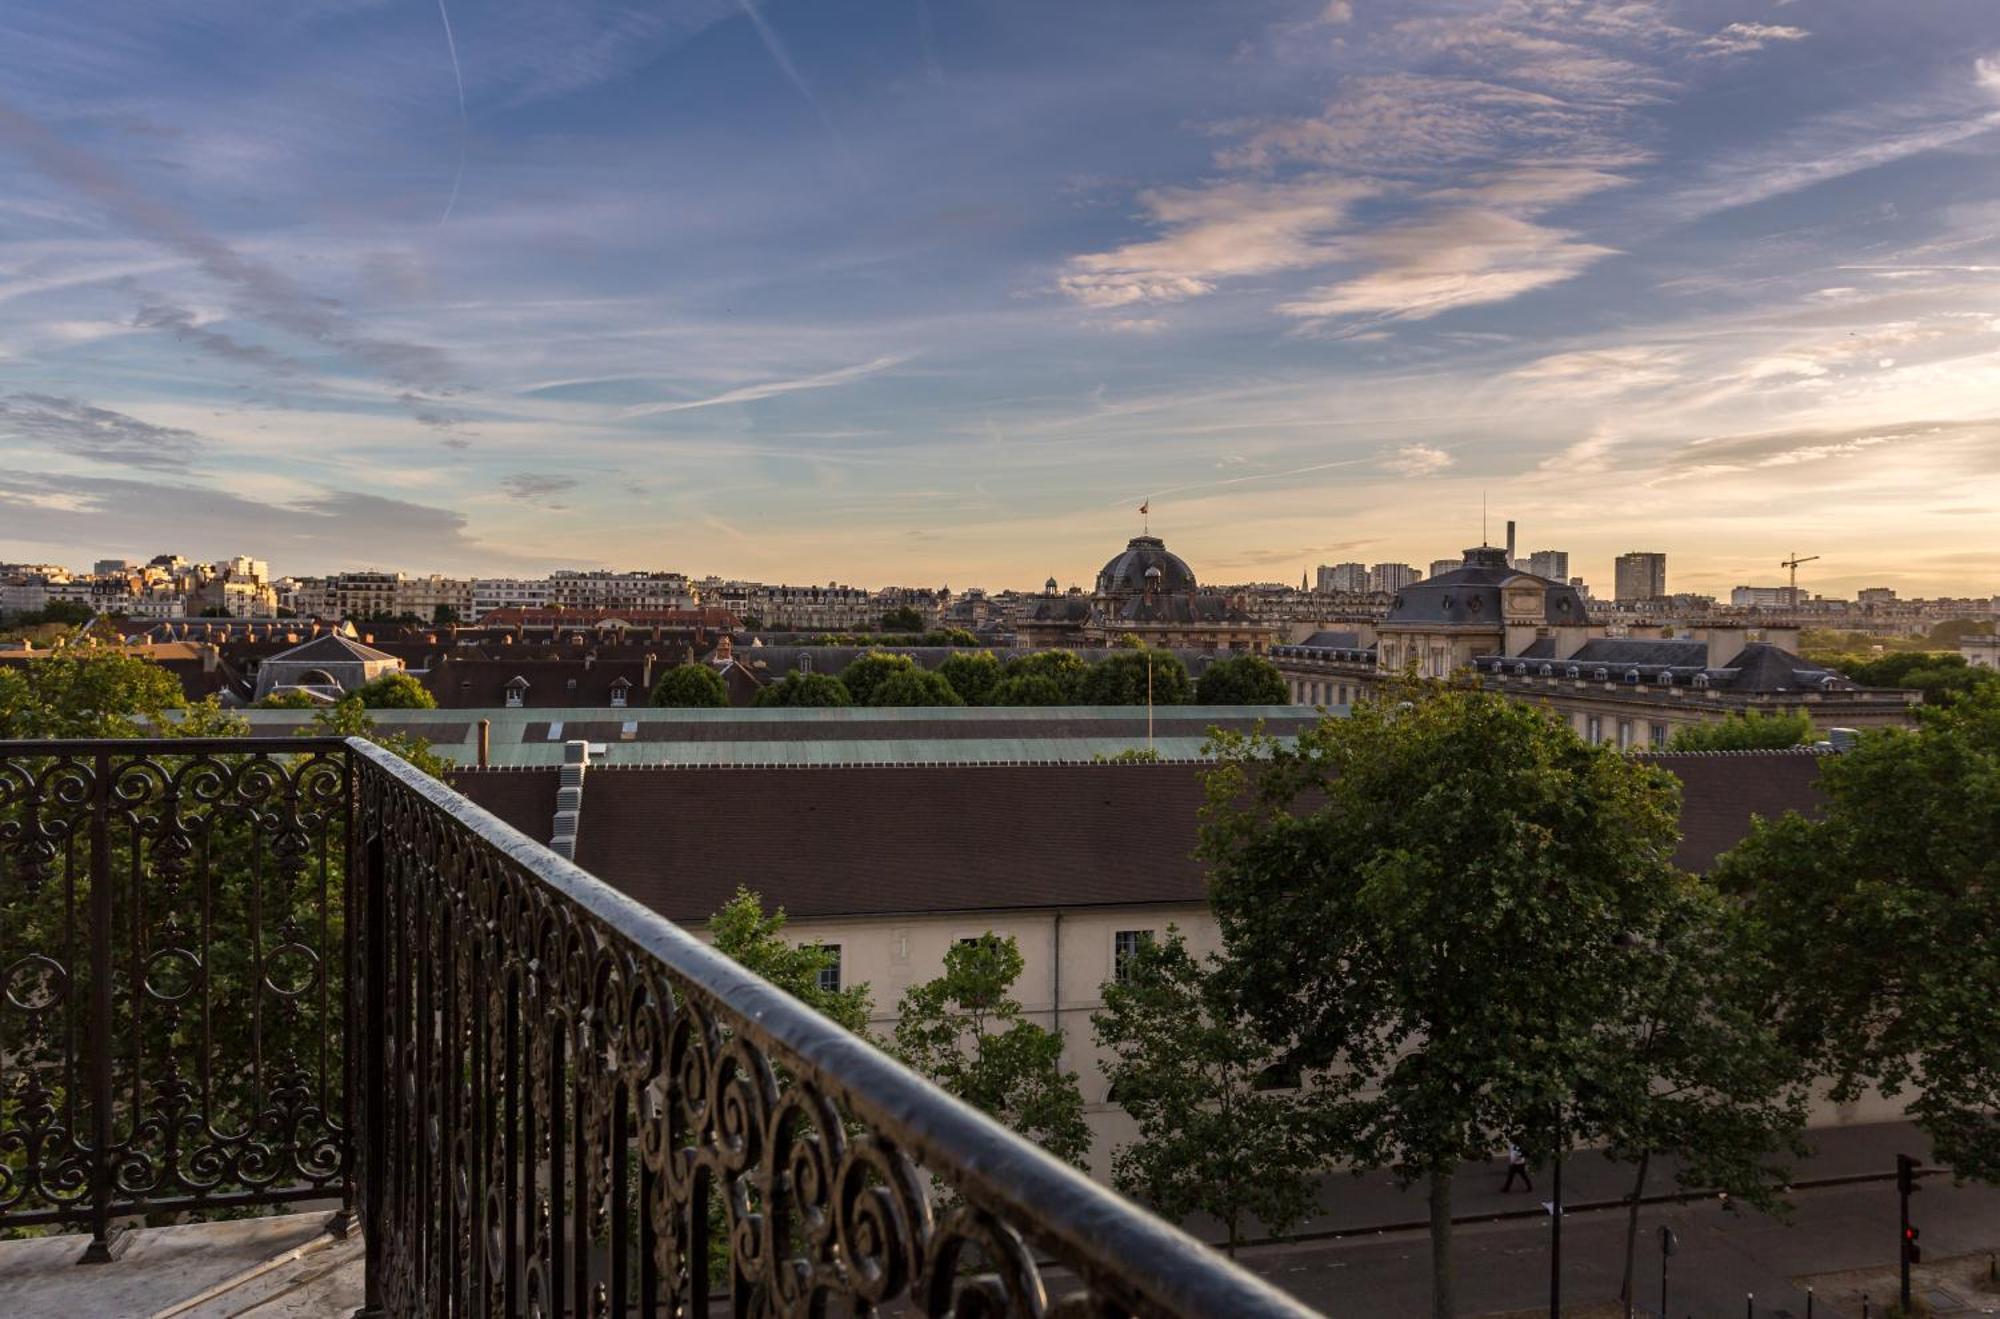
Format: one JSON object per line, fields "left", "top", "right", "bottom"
{"left": 1659, "top": 1225, "right": 1677, "bottom": 1318}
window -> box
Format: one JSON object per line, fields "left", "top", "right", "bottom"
{"left": 1650, "top": 724, "right": 1667, "bottom": 749}
{"left": 1586, "top": 715, "right": 1603, "bottom": 743}
{"left": 816, "top": 945, "right": 842, "bottom": 993}
{"left": 1113, "top": 929, "right": 1156, "bottom": 982}
{"left": 1693, "top": 672, "right": 1712, "bottom": 689}
{"left": 1657, "top": 671, "right": 1673, "bottom": 688}
{"left": 610, "top": 685, "right": 628, "bottom": 707}
{"left": 1618, "top": 719, "right": 1633, "bottom": 749}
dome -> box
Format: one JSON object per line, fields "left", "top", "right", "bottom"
{"left": 1096, "top": 536, "right": 1197, "bottom": 597}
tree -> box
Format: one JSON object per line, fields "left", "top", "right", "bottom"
{"left": 650, "top": 662, "right": 729, "bottom": 708}
{"left": 937, "top": 651, "right": 1003, "bottom": 705}
{"left": 351, "top": 671, "right": 438, "bottom": 709}
{"left": 879, "top": 606, "right": 925, "bottom": 632}
{"left": 707, "top": 887, "right": 871, "bottom": 1031}
{"left": 1195, "top": 654, "right": 1290, "bottom": 706}
{"left": 837, "top": 650, "right": 916, "bottom": 705}
{"left": 986, "top": 673, "right": 1071, "bottom": 706}
{"left": 312, "top": 697, "right": 454, "bottom": 778}
{"left": 1929, "top": 619, "right": 1989, "bottom": 646}
{"left": 255, "top": 689, "right": 322, "bottom": 710}
{"left": 867, "top": 668, "right": 964, "bottom": 707}
{"left": 1093, "top": 930, "right": 1320, "bottom": 1255}
{"left": 1828, "top": 651, "right": 1999, "bottom": 705}
{"left": 753, "top": 673, "right": 853, "bottom": 707}
{"left": 1201, "top": 680, "right": 1687, "bottom": 1318}
{"left": 0, "top": 647, "right": 188, "bottom": 739}
{"left": 1077, "top": 648, "right": 1192, "bottom": 706}
{"left": 891, "top": 934, "right": 1090, "bottom": 1164}
{"left": 198, "top": 604, "right": 234, "bottom": 618}
{"left": 1666, "top": 709, "right": 1813, "bottom": 751}
{"left": 431, "top": 603, "right": 461, "bottom": 627}
{"left": 1581, "top": 887, "right": 1810, "bottom": 1310}
{"left": 1715, "top": 688, "right": 2000, "bottom": 1182}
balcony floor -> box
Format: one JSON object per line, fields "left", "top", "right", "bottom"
{"left": 0, "top": 1211, "right": 362, "bottom": 1319}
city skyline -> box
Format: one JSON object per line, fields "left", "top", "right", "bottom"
{"left": 1, "top": 2, "right": 1998, "bottom": 595}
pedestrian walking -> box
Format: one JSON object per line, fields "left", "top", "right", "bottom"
{"left": 1502, "top": 1142, "right": 1533, "bottom": 1193}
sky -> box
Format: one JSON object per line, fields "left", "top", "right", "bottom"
{"left": 1, "top": 0, "right": 1998, "bottom": 599}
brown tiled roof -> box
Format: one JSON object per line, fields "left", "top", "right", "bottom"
{"left": 447, "top": 750, "right": 1829, "bottom": 925}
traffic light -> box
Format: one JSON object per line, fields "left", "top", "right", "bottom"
{"left": 1898, "top": 1153, "right": 1922, "bottom": 1198}
{"left": 1904, "top": 1225, "right": 1922, "bottom": 1265}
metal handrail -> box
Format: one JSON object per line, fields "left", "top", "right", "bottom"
{"left": 345, "top": 735, "right": 1317, "bottom": 1316}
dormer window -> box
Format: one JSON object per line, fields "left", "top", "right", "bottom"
{"left": 1539, "top": 663, "right": 1553, "bottom": 677}
{"left": 1657, "top": 671, "right": 1674, "bottom": 687}
{"left": 1624, "top": 668, "right": 1640, "bottom": 685}
{"left": 1692, "top": 672, "right": 1712, "bottom": 689}
{"left": 610, "top": 684, "right": 629, "bottom": 708}
{"left": 1514, "top": 662, "right": 1529, "bottom": 676}
{"left": 505, "top": 676, "right": 528, "bottom": 708}
{"left": 1566, "top": 665, "right": 1580, "bottom": 679}
{"left": 1593, "top": 667, "right": 1609, "bottom": 682}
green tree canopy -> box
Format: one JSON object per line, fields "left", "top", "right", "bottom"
{"left": 351, "top": 671, "right": 437, "bottom": 709}
{"left": 878, "top": 605, "right": 925, "bottom": 632}
{"left": 753, "top": 672, "right": 853, "bottom": 707}
{"left": 890, "top": 934, "right": 1090, "bottom": 1164}
{"left": 0, "top": 647, "right": 188, "bottom": 738}
{"left": 1201, "top": 680, "right": 1688, "bottom": 1317}
{"left": 255, "top": 689, "right": 322, "bottom": 710}
{"left": 936, "top": 651, "right": 1003, "bottom": 705}
{"left": 986, "top": 673, "right": 1073, "bottom": 707}
{"left": 1666, "top": 709, "right": 1813, "bottom": 751}
{"left": 1092, "top": 929, "right": 1321, "bottom": 1256}
{"left": 1077, "top": 649, "right": 1192, "bottom": 706}
{"left": 1716, "top": 688, "right": 2000, "bottom": 1181}
{"left": 837, "top": 650, "right": 917, "bottom": 705}
{"left": 707, "top": 886, "right": 871, "bottom": 1031}
{"left": 650, "top": 662, "right": 730, "bottom": 708}
{"left": 1823, "top": 651, "right": 1999, "bottom": 705}
{"left": 866, "top": 668, "right": 964, "bottom": 707}
{"left": 312, "top": 697, "right": 453, "bottom": 778}
{"left": 1580, "top": 885, "right": 1810, "bottom": 1307}
{"left": 1194, "top": 654, "right": 1290, "bottom": 705}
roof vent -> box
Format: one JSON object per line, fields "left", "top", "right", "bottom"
{"left": 1827, "top": 727, "right": 1860, "bottom": 753}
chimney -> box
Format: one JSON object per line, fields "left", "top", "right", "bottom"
{"left": 1505, "top": 519, "right": 1516, "bottom": 564}
{"left": 1553, "top": 625, "right": 1594, "bottom": 660}
{"left": 715, "top": 635, "right": 733, "bottom": 662}
{"left": 643, "top": 652, "right": 656, "bottom": 689}
{"left": 363, "top": 633, "right": 373, "bottom": 644}
{"left": 1702, "top": 627, "right": 1750, "bottom": 669}
{"left": 477, "top": 718, "right": 491, "bottom": 768}
{"left": 201, "top": 643, "right": 218, "bottom": 674}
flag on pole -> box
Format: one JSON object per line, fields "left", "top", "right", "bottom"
{"left": 1139, "top": 500, "right": 1149, "bottom": 515}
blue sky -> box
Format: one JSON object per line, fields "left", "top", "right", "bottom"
{"left": 1, "top": 0, "right": 1997, "bottom": 597}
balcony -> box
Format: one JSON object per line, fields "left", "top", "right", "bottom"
{"left": 0, "top": 736, "right": 1312, "bottom": 1316}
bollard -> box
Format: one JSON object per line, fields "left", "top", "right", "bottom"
{"left": 1747, "top": 1292, "right": 1754, "bottom": 1319}
{"left": 1806, "top": 1286, "right": 1813, "bottom": 1318}
{"left": 1862, "top": 1294, "right": 1870, "bottom": 1318}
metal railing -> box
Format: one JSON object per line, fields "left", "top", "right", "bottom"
{"left": 3, "top": 736, "right": 1318, "bottom": 1317}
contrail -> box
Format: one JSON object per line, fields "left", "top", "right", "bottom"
{"left": 435, "top": 0, "right": 466, "bottom": 224}
{"left": 735, "top": 0, "right": 844, "bottom": 152}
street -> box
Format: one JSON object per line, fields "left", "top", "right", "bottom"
{"left": 1226, "top": 1125, "right": 2000, "bottom": 1317}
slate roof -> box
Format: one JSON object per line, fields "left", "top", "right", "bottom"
{"left": 1096, "top": 535, "right": 1197, "bottom": 595}
{"left": 448, "top": 751, "right": 1828, "bottom": 923}
{"left": 265, "top": 633, "right": 400, "bottom": 665}
{"left": 1384, "top": 546, "right": 1589, "bottom": 627}
{"left": 422, "top": 656, "right": 652, "bottom": 708}
{"left": 1297, "top": 630, "right": 1367, "bottom": 649}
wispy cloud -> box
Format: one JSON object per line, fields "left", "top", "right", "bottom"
{"left": 620, "top": 354, "right": 908, "bottom": 417}
{"left": 499, "top": 471, "right": 579, "bottom": 504}
{"left": 1699, "top": 23, "right": 1810, "bottom": 58}
{"left": 0, "top": 96, "right": 459, "bottom": 391}
{"left": 0, "top": 392, "right": 206, "bottom": 469}
{"left": 1380, "top": 443, "right": 1454, "bottom": 476}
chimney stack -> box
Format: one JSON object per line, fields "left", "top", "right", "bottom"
{"left": 477, "top": 718, "right": 491, "bottom": 768}
{"left": 1505, "top": 519, "right": 1517, "bottom": 565}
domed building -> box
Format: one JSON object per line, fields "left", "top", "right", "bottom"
{"left": 1020, "top": 534, "right": 1276, "bottom": 653}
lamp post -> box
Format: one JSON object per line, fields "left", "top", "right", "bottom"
{"left": 1659, "top": 1225, "right": 1677, "bottom": 1318}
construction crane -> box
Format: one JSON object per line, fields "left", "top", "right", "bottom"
{"left": 1780, "top": 552, "right": 1820, "bottom": 605}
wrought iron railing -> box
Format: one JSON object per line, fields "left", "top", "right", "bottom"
{"left": 3, "top": 736, "right": 1318, "bottom": 1317}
